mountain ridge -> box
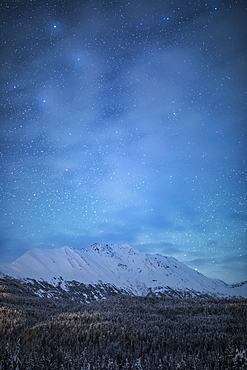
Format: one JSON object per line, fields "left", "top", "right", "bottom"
{"left": 1, "top": 243, "right": 246, "bottom": 299}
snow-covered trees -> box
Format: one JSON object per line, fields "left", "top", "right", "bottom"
{"left": 0, "top": 276, "right": 246, "bottom": 369}
{"left": 232, "top": 349, "right": 247, "bottom": 370}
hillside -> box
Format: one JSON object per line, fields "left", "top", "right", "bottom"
{"left": 1, "top": 243, "right": 246, "bottom": 299}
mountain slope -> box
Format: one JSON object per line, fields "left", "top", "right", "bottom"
{"left": 1, "top": 243, "right": 246, "bottom": 298}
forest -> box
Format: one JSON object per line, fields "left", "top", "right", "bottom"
{"left": 0, "top": 276, "right": 246, "bottom": 369}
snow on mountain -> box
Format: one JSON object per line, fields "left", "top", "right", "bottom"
{"left": 0, "top": 243, "right": 246, "bottom": 298}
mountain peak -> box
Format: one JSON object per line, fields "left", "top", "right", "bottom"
{"left": 89, "top": 243, "right": 113, "bottom": 252}
{"left": 87, "top": 243, "right": 117, "bottom": 259}
{"left": 87, "top": 243, "right": 139, "bottom": 259}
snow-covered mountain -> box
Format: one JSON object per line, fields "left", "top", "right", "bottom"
{"left": 1, "top": 243, "right": 246, "bottom": 298}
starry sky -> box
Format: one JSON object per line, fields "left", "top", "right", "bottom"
{"left": 1, "top": 0, "right": 246, "bottom": 283}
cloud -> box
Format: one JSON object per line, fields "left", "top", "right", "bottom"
{"left": 192, "top": 222, "right": 216, "bottom": 234}
{"left": 186, "top": 255, "right": 247, "bottom": 284}
{"left": 229, "top": 212, "right": 247, "bottom": 222}
{"left": 43, "top": 234, "right": 97, "bottom": 249}
{"left": 0, "top": 236, "right": 33, "bottom": 264}
{"left": 44, "top": 227, "right": 138, "bottom": 250}
{"left": 135, "top": 242, "right": 182, "bottom": 256}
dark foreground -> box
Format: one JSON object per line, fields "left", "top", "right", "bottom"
{"left": 0, "top": 277, "right": 246, "bottom": 369}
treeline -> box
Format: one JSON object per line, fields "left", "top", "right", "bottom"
{"left": 0, "top": 277, "right": 246, "bottom": 369}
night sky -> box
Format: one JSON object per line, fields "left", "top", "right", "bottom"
{"left": 1, "top": 0, "right": 246, "bottom": 283}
